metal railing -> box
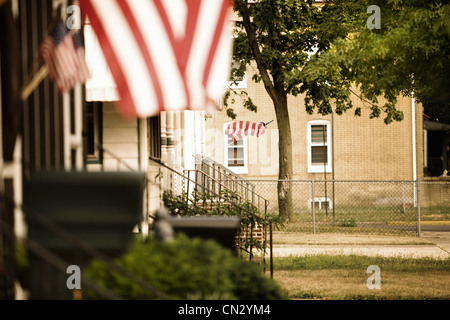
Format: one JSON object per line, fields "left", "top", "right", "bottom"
{"left": 150, "top": 157, "right": 274, "bottom": 277}
{"left": 184, "top": 168, "right": 269, "bottom": 217}
{"left": 95, "top": 143, "right": 137, "bottom": 172}
{"left": 193, "top": 154, "right": 268, "bottom": 214}
{"left": 0, "top": 191, "right": 172, "bottom": 300}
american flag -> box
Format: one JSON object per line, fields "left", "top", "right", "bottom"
{"left": 225, "top": 121, "right": 268, "bottom": 142}
{"left": 39, "top": 20, "right": 90, "bottom": 93}
{"left": 79, "top": 0, "right": 233, "bottom": 118}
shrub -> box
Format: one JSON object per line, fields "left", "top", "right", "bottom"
{"left": 162, "top": 190, "right": 283, "bottom": 258}
{"left": 84, "top": 234, "right": 286, "bottom": 300}
{"left": 338, "top": 218, "right": 357, "bottom": 228}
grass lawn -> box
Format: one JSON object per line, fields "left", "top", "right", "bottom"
{"left": 263, "top": 205, "right": 450, "bottom": 237}
{"left": 271, "top": 255, "right": 450, "bottom": 300}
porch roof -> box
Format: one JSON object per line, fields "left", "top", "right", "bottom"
{"left": 424, "top": 120, "right": 450, "bottom": 131}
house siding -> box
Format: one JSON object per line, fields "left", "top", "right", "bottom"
{"left": 87, "top": 101, "right": 140, "bottom": 172}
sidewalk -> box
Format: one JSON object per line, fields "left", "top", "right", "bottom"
{"left": 270, "top": 230, "right": 450, "bottom": 260}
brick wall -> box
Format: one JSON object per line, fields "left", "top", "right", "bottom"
{"left": 206, "top": 64, "right": 424, "bottom": 181}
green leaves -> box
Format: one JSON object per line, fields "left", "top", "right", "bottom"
{"left": 85, "top": 234, "right": 286, "bottom": 300}
{"left": 223, "top": 88, "right": 257, "bottom": 120}
{"left": 229, "top": 0, "right": 450, "bottom": 123}
{"left": 234, "top": 0, "right": 331, "bottom": 92}
{"left": 231, "top": 0, "right": 369, "bottom": 118}
{"left": 310, "top": 0, "right": 450, "bottom": 122}
{"left": 162, "top": 189, "right": 281, "bottom": 257}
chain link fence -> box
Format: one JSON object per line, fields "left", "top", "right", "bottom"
{"left": 247, "top": 180, "right": 450, "bottom": 237}
{"left": 418, "top": 180, "right": 450, "bottom": 224}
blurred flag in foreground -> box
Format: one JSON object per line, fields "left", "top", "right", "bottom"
{"left": 79, "top": 0, "right": 233, "bottom": 118}
{"left": 225, "top": 121, "right": 268, "bottom": 142}
{"left": 39, "top": 20, "right": 90, "bottom": 93}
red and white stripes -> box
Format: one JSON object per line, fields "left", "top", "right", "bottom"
{"left": 39, "top": 23, "right": 90, "bottom": 93}
{"left": 79, "top": 0, "right": 233, "bottom": 118}
{"left": 225, "top": 121, "right": 267, "bottom": 142}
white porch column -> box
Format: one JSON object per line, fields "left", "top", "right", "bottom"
{"left": 173, "top": 111, "right": 183, "bottom": 193}
{"left": 160, "top": 111, "right": 167, "bottom": 164}
{"left": 139, "top": 118, "right": 148, "bottom": 172}
{"left": 174, "top": 111, "right": 182, "bottom": 172}
{"left": 183, "top": 110, "right": 195, "bottom": 171}
{"left": 63, "top": 85, "right": 83, "bottom": 171}
{"left": 166, "top": 111, "right": 176, "bottom": 192}
{"left": 183, "top": 110, "right": 206, "bottom": 167}
{"left": 193, "top": 111, "right": 205, "bottom": 157}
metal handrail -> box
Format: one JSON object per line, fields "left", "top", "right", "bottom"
{"left": 0, "top": 192, "right": 172, "bottom": 300}
{"left": 0, "top": 216, "right": 123, "bottom": 300}
{"left": 151, "top": 158, "right": 265, "bottom": 219}
{"left": 185, "top": 169, "right": 252, "bottom": 200}
{"left": 185, "top": 169, "right": 269, "bottom": 216}
{"left": 194, "top": 154, "right": 250, "bottom": 183}
{"left": 193, "top": 154, "right": 269, "bottom": 211}
{"left": 95, "top": 143, "right": 136, "bottom": 172}
{"left": 150, "top": 157, "right": 273, "bottom": 273}
{"left": 194, "top": 155, "right": 254, "bottom": 191}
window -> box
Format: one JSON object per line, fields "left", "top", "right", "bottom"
{"left": 86, "top": 101, "right": 102, "bottom": 164}
{"left": 224, "top": 124, "right": 248, "bottom": 174}
{"left": 307, "top": 120, "right": 331, "bottom": 173}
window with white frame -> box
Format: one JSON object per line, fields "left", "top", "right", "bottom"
{"left": 307, "top": 120, "right": 331, "bottom": 173}
{"left": 224, "top": 124, "right": 248, "bottom": 174}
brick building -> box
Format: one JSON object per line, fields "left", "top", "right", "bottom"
{"left": 204, "top": 62, "right": 424, "bottom": 182}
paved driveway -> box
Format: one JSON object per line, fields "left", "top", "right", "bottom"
{"left": 269, "top": 230, "right": 450, "bottom": 259}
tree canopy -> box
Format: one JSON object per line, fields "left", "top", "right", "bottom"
{"left": 228, "top": 0, "right": 364, "bottom": 118}
{"left": 226, "top": 0, "right": 450, "bottom": 221}
{"left": 227, "top": 0, "right": 450, "bottom": 123}
{"left": 303, "top": 0, "right": 450, "bottom": 123}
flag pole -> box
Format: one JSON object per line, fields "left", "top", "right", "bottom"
{"left": 20, "top": 65, "right": 49, "bottom": 101}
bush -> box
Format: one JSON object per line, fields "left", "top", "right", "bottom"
{"left": 338, "top": 218, "right": 357, "bottom": 228}
{"left": 84, "top": 234, "right": 286, "bottom": 300}
{"left": 162, "top": 190, "right": 283, "bottom": 258}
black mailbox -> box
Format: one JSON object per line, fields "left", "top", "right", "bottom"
{"left": 169, "top": 216, "right": 241, "bottom": 253}
{"left": 23, "top": 170, "right": 146, "bottom": 299}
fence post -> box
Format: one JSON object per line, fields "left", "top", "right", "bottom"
{"left": 249, "top": 222, "right": 253, "bottom": 262}
{"left": 402, "top": 183, "right": 405, "bottom": 213}
{"left": 269, "top": 220, "right": 273, "bottom": 279}
{"left": 252, "top": 184, "right": 255, "bottom": 206}
{"left": 311, "top": 179, "right": 316, "bottom": 234}
{"left": 416, "top": 180, "right": 421, "bottom": 237}
{"left": 185, "top": 170, "right": 190, "bottom": 207}
{"left": 332, "top": 179, "right": 335, "bottom": 225}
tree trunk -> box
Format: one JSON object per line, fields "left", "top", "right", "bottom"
{"left": 273, "top": 93, "right": 294, "bottom": 222}
{"left": 236, "top": 1, "right": 294, "bottom": 221}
